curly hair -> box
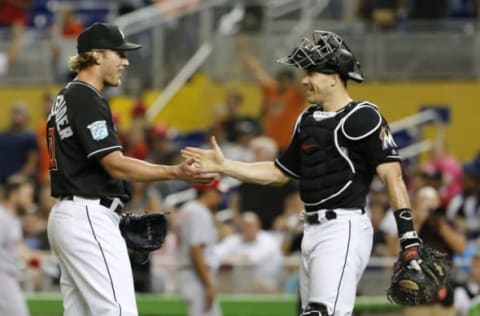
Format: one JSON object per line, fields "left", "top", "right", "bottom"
{"left": 68, "top": 51, "right": 101, "bottom": 73}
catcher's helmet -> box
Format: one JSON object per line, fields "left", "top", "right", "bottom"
{"left": 278, "top": 31, "right": 364, "bottom": 83}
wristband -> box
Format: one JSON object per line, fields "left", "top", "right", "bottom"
{"left": 394, "top": 208, "right": 420, "bottom": 249}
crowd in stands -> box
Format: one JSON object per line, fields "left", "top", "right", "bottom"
{"left": 1, "top": 0, "right": 479, "bottom": 83}
{"left": 1, "top": 81, "right": 480, "bottom": 314}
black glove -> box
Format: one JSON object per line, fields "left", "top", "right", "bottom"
{"left": 386, "top": 245, "right": 450, "bottom": 305}
{"left": 119, "top": 212, "right": 168, "bottom": 252}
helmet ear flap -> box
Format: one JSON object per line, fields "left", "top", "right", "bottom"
{"left": 334, "top": 48, "right": 354, "bottom": 78}
{"left": 333, "top": 47, "right": 364, "bottom": 82}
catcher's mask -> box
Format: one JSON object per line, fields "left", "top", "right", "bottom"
{"left": 277, "top": 30, "right": 364, "bottom": 83}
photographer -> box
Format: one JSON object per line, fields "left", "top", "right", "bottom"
{"left": 404, "top": 186, "right": 467, "bottom": 316}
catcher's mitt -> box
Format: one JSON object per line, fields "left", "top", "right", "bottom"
{"left": 119, "top": 212, "right": 168, "bottom": 252}
{"left": 387, "top": 246, "right": 450, "bottom": 305}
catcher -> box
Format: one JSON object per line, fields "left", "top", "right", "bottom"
{"left": 388, "top": 186, "right": 465, "bottom": 315}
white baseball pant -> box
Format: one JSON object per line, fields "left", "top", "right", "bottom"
{"left": 47, "top": 197, "right": 138, "bottom": 316}
{"left": 178, "top": 269, "right": 222, "bottom": 316}
{"left": 0, "top": 272, "right": 30, "bottom": 316}
{"left": 300, "top": 209, "right": 373, "bottom": 316}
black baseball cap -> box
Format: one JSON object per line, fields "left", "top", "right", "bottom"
{"left": 77, "top": 22, "right": 141, "bottom": 54}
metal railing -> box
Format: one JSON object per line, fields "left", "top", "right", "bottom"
{"left": 390, "top": 109, "right": 446, "bottom": 159}
{"left": 1, "top": 1, "right": 480, "bottom": 85}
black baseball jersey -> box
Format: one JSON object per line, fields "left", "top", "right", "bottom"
{"left": 46, "top": 80, "right": 130, "bottom": 202}
{"left": 275, "top": 101, "right": 400, "bottom": 211}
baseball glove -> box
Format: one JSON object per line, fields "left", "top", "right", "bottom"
{"left": 386, "top": 246, "right": 450, "bottom": 305}
{"left": 119, "top": 212, "right": 168, "bottom": 252}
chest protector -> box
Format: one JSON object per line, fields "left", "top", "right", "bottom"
{"left": 297, "top": 101, "right": 381, "bottom": 210}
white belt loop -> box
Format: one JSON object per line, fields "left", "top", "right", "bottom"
{"left": 109, "top": 198, "right": 123, "bottom": 213}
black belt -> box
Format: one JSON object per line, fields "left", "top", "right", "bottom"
{"left": 60, "top": 195, "right": 124, "bottom": 214}
{"left": 305, "top": 208, "right": 365, "bottom": 225}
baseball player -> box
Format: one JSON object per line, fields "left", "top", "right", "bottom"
{"left": 0, "top": 176, "right": 34, "bottom": 316}
{"left": 182, "top": 31, "right": 424, "bottom": 316}
{"left": 46, "top": 22, "right": 213, "bottom": 316}
{"left": 175, "top": 178, "right": 224, "bottom": 316}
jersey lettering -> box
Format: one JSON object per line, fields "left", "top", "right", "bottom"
{"left": 52, "top": 96, "right": 73, "bottom": 140}
{"left": 47, "top": 127, "right": 58, "bottom": 170}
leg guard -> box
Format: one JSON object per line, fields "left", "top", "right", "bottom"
{"left": 300, "top": 302, "right": 329, "bottom": 316}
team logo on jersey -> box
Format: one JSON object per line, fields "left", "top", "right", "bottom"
{"left": 379, "top": 125, "right": 397, "bottom": 150}
{"left": 87, "top": 120, "right": 108, "bottom": 141}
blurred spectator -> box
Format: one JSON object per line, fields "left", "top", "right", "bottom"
{"left": 368, "top": 177, "right": 400, "bottom": 256}
{"left": 421, "top": 167, "right": 444, "bottom": 194}
{"left": 224, "top": 118, "right": 260, "bottom": 163}
{"left": 422, "top": 141, "right": 463, "bottom": 207}
{"left": 35, "top": 181, "right": 55, "bottom": 250}
{"left": 238, "top": 1, "right": 265, "bottom": 33}
{"left": 454, "top": 249, "right": 480, "bottom": 316}
{"left": 273, "top": 206, "right": 303, "bottom": 312}
{"left": 235, "top": 36, "right": 306, "bottom": 151}
{"left": 150, "top": 228, "right": 178, "bottom": 294}
{"left": 0, "top": 175, "right": 31, "bottom": 316}
{"left": 152, "top": 0, "right": 199, "bottom": 14}
{"left": 175, "top": 177, "right": 224, "bottom": 316}
{"left": 205, "top": 120, "right": 254, "bottom": 163}
{"left": 57, "top": 4, "right": 84, "bottom": 38}
{"left": 0, "top": 102, "right": 39, "bottom": 183}
{"left": 230, "top": 136, "right": 301, "bottom": 229}
{"left": 0, "top": 23, "right": 24, "bottom": 77}
{"left": 22, "top": 211, "right": 48, "bottom": 251}
{"left": 368, "top": 176, "right": 390, "bottom": 209}
{"left": 449, "top": 0, "right": 479, "bottom": 18}
{"left": 356, "top": 0, "right": 407, "bottom": 29}
{"left": 147, "top": 123, "right": 179, "bottom": 165}
{"left": 409, "top": 0, "right": 449, "bottom": 19}
{"left": 118, "top": 0, "right": 146, "bottom": 16}
{"left": 368, "top": 199, "right": 392, "bottom": 257}
{"left": 403, "top": 186, "right": 466, "bottom": 316}
{"left": 407, "top": 168, "right": 430, "bottom": 198}
{"left": 414, "top": 186, "right": 466, "bottom": 260}
{"left": 124, "top": 180, "right": 162, "bottom": 292}
{"left": 214, "top": 212, "right": 284, "bottom": 293}
{"left": 0, "top": 175, "right": 53, "bottom": 308}
{"left": 0, "top": 0, "right": 33, "bottom": 26}
{"left": 111, "top": 112, "right": 127, "bottom": 147}
{"left": 446, "top": 155, "right": 480, "bottom": 239}
{"left": 125, "top": 181, "right": 162, "bottom": 212}
{"left": 148, "top": 153, "right": 193, "bottom": 210}
{"left": 36, "top": 92, "right": 53, "bottom": 184}
{"left": 214, "top": 90, "right": 261, "bottom": 143}
{"left": 125, "top": 104, "right": 149, "bottom": 160}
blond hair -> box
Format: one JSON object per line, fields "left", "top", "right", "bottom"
{"left": 68, "top": 51, "right": 98, "bottom": 73}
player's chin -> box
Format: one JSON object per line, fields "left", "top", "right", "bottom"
{"left": 307, "top": 96, "right": 318, "bottom": 104}
{"left": 105, "top": 78, "right": 121, "bottom": 87}
{"left": 307, "top": 93, "right": 322, "bottom": 104}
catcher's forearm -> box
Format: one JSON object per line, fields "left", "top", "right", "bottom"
{"left": 377, "top": 162, "right": 419, "bottom": 249}
{"left": 222, "top": 160, "right": 289, "bottom": 186}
